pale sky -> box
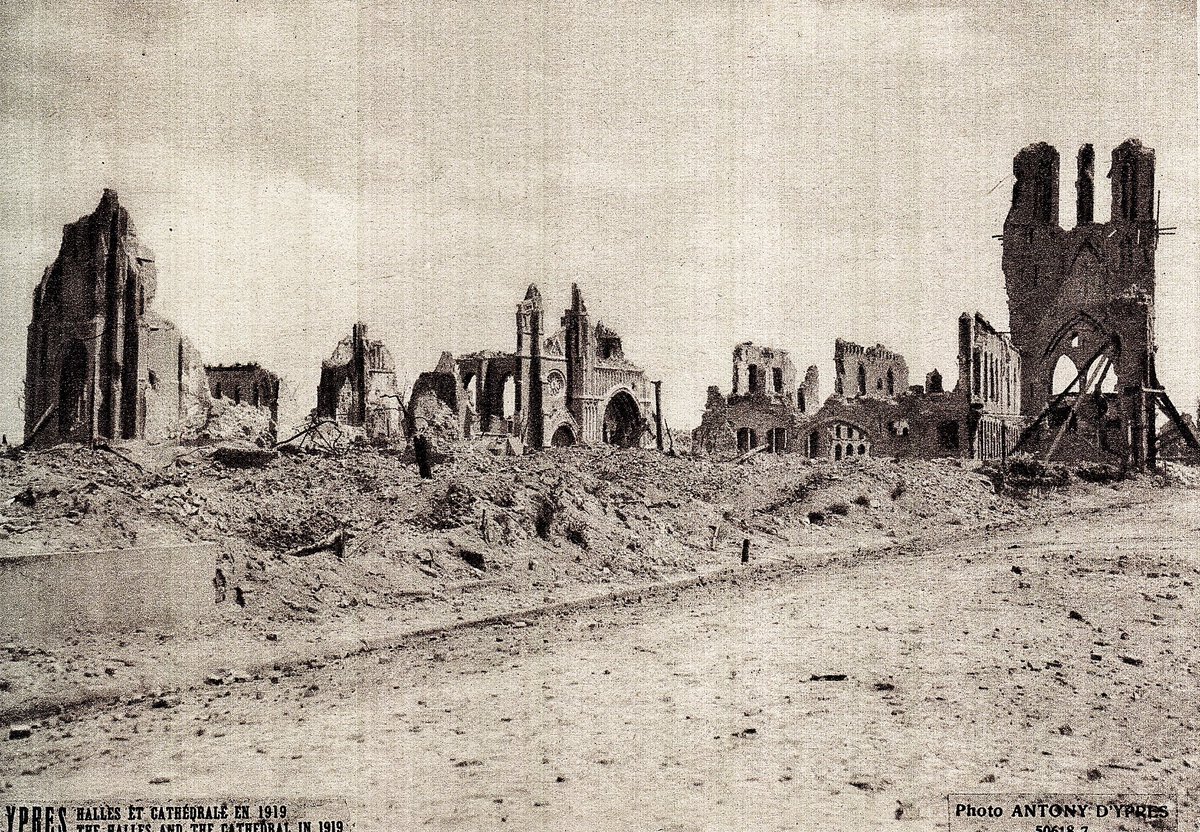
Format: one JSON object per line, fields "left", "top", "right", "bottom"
{"left": 1, "top": 0, "right": 1196, "bottom": 441}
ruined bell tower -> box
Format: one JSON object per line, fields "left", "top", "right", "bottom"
{"left": 1002, "top": 139, "right": 1192, "bottom": 468}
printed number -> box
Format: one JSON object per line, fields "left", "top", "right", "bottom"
{"left": 319, "top": 822, "right": 344, "bottom": 832}
{"left": 258, "top": 806, "right": 287, "bottom": 819}
{"left": 1035, "top": 827, "right": 1086, "bottom": 832}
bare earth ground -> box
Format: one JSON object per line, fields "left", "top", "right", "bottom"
{"left": 1, "top": 461, "right": 1196, "bottom": 830}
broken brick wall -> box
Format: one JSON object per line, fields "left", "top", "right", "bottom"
{"left": 833, "top": 339, "right": 909, "bottom": 400}
{"left": 316, "top": 323, "right": 404, "bottom": 443}
{"left": 731, "top": 342, "right": 796, "bottom": 398}
{"left": 957, "top": 312, "right": 1022, "bottom": 416}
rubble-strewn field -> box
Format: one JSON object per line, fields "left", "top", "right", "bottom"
{"left": 0, "top": 444, "right": 1196, "bottom": 830}
{"left": 0, "top": 443, "right": 1142, "bottom": 621}
{"left": 0, "top": 442, "right": 1187, "bottom": 727}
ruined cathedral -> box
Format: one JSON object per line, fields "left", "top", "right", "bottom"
{"left": 412, "top": 284, "right": 655, "bottom": 449}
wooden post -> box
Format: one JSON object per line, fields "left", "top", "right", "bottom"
{"left": 741, "top": 538, "right": 750, "bottom": 564}
{"left": 652, "top": 380, "right": 665, "bottom": 452}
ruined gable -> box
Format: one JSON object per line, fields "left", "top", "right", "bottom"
{"left": 316, "top": 322, "right": 404, "bottom": 443}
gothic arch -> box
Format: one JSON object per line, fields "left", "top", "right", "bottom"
{"left": 598, "top": 386, "right": 644, "bottom": 448}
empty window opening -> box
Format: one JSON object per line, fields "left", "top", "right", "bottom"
{"left": 737, "top": 427, "right": 758, "bottom": 452}
{"left": 769, "top": 427, "right": 787, "bottom": 453}
{"left": 886, "top": 368, "right": 895, "bottom": 396}
{"left": 748, "top": 364, "right": 760, "bottom": 393}
{"left": 856, "top": 365, "right": 866, "bottom": 396}
{"left": 808, "top": 429, "right": 820, "bottom": 458}
{"left": 1082, "top": 357, "right": 1117, "bottom": 394}
{"left": 772, "top": 367, "right": 783, "bottom": 393}
{"left": 1052, "top": 355, "right": 1081, "bottom": 396}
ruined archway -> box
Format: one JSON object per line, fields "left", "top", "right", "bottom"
{"left": 57, "top": 340, "right": 89, "bottom": 437}
{"left": 551, "top": 424, "right": 575, "bottom": 447}
{"left": 601, "top": 390, "right": 642, "bottom": 447}
{"left": 482, "top": 369, "right": 515, "bottom": 432}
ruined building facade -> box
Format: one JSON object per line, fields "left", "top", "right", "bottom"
{"left": 420, "top": 285, "right": 654, "bottom": 449}
{"left": 1002, "top": 139, "right": 1194, "bottom": 466}
{"left": 833, "top": 340, "right": 908, "bottom": 399}
{"left": 692, "top": 343, "right": 819, "bottom": 453}
{"left": 694, "top": 314, "right": 1023, "bottom": 462}
{"left": 316, "top": 323, "right": 404, "bottom": 442}
{"left": 24, "top": 191, "right": 209, "bottom": 447}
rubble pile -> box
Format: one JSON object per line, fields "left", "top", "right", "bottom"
{"left": 0, "top": 443, "right": 1160, "bottom": 627}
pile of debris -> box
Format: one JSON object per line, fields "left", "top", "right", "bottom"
{"left": 2, "top": 441, "right": 1154, "bottom": 630}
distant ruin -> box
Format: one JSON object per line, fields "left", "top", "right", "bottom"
{"left": 414, "top": 284, "right": 656, "bottom": 449}
{"left": 23, "top": 191, "right": 210, "bottom": 447}
{"left": 694, "top": 344, "right": 816, "bottom": 454}
{"left": 694, "top": 137, "right": 1198, "bottom": 470}
{"left": 693, "top": 313, "right": 1024, "bottom": 461}
{"left": 316, "top": 323, "right": 404, "bottom": 443}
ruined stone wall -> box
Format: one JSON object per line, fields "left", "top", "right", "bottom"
{"left": 731, "top": 343, "right": 795, "bottom": 397}
{"left": 797, "top": 365, "right": 820, "bottom": 413}
{"left": 833, "top": 340, "right": 909, "bottom": 399}
{"left": 956, "top": 313, "right": 1021, "bottom": 416}
{"left": 24, "top": 191, "right": 205, "bottom": 447}
{"left": 693, "top": 343, "right": 810, "bottom": 454}
{"left": 691, "top": 396, "right": 801, "bottom": 454}
{"left": 316, "top": 323, "right": 403, "bottom": 443}
{"left": 206, "top": 363, "right": 280, "bottom": 422}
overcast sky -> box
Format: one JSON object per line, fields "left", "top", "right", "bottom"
{"left": 1, "top": 0, "right": 1196, "bottom": 440}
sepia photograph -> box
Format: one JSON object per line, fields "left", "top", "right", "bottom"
{"left": 0, "top": 0, "right": 1196, "bottom": 829}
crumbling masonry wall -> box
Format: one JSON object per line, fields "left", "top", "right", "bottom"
{"left": 24, "top": 190, "right": 209, "bottom": 447}
{"left": 692, "top": 342, "right": 811, "bottom": 453}
{"left": 833, "top": 340, "right": 909, "bottom": 399}
{"left": 316, "top": 323, "right": 404, "bottom": 443}
{"left": 206, "top": 363, "right": 280, "bottom": 423}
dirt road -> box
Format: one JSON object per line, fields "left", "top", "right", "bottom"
{"left": 4, "top": 487, "right": 1196, "bottom": 831}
